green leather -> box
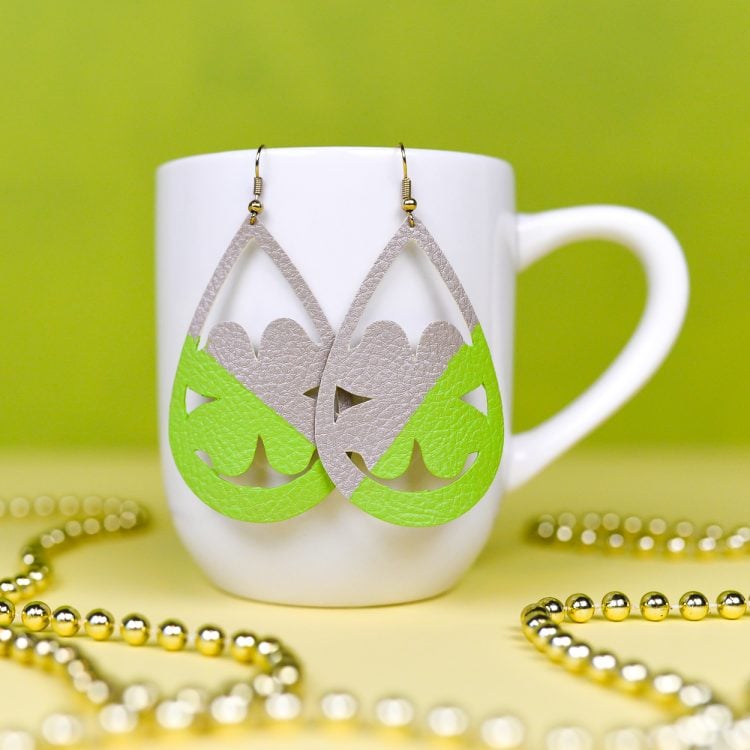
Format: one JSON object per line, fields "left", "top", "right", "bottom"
{"left": 169, "top": 335, "right": 333, "bottom": 522}
{"left": 350, "top": 324, "right": 504, "bottom": 527}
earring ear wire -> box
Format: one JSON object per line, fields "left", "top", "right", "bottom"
{"left": 249, "top": 144, "right": 265, "bottom": 224}
{"left": 399, "top": 143, "right": 417, "bottom": 227}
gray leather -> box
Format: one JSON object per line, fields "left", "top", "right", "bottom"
{"left": 315, "top": 217, "right": 479, "bottom": 498}
{"left": 330, "top": 319, "right": 463, "bottom": 469}
{"left": 189, "top": 218, "right": 333, "bottom": 342}
{"left": 188, "top": 216, "right": 334, "bottom": 440}
{"left": 182, "top": 213, "right": 482, "bottom": 503}
{"left": 206, "top": 318, "right": 329, "bottom": 443}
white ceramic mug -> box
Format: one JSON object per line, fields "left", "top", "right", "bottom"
{"left": 156, "top": 147, "right": 688, "bottom": 607}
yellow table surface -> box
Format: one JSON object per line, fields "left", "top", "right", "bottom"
{"left": 1, "top": 447, "right": 749, "bottom": 747}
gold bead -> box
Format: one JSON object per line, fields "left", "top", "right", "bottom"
{"left": 88, "top": 679, "right": 112, "bottom": 706}
{"left": 13, "top": 574, "right": 35, "bottom": 599}
{"left": 402, "top": 197, "right": 417, "bottom": 213}
{"left": 522, "top": 611, "right": 550, "bottom": 636}
{"left": 532, "top": 623, "right": 559, "bottom": 650}
{"left": 618, "top": 661, "right": 649, "bottom": 692}
{"left": 155, "top": 699, "right": 194, "bottom": 730}
{"left": 717, "top": 590, "right": 746, "bottom": 620}
{"left": 0, "top": 627, "right": 13, "bottom": 656}
{"left": 196, "top": 625, "right": 225, "bottom": 657}
{"left": 123, "top": 682, "right": 160, "bottom": 714}
{"left": 230, "top": 631, "right": 258, "bottom": 663}
{"left": 53, "top": 644, "right": 79, "bottom": 666}
{"left": 539, "top": 597, "right": 565, "bottom": 624}
{"left": 12, "top": 632, "right": 36, "bottom": 663}
{"left": 85, "top": 609, "right": 115, "bottom": 640}
{"left": 157, "top": 619, "right": 187, "bottom": 651}
{"left": 588, "top": 651, "right": 618, "bottom": 682}
{"left": 248, "top": 199, "right": 263, "bottom": 214}
{"left": 640, "top": 591, "right": 670, "bottom": 622}
{"left": 602, "top": 591, "right": 631, "bottom": 621}
{"left": 374, "top": 696, "right": 415, "bottom": 728}
{"left": 40, "top": 713, "right": 84, "bottom": 746}
{"left": 0, "top": 598, "right": 15, "bottom": 626}
{"left": 481, "top": 716, "right": 527, "bottom": 749}
{"left": 8, "top": 496, "right": 30, "bottom": 517}
{"left": 320, "top": 691, "right": 360, "bottom": 722}
{"left": 68, "top": 656, "right": 90, "bottom": 680}
{"left": 536, "top": 518, "right": 555, "bottom": 540}
{"left": 253, "top": 672, "right": 281, "bottom": 697}
{"left": 273, "top": 657, "right": 302, "bottom": 687}
{"left": 651, "top": 671, "right": 684, "bottom": 702}
{"left": 623, "top": 516, "right": 643, "bottom": 534}
{"left": 99, "top": 703, "right": 138, "bottom": 734}
{"left": 546, "top": 632, "right": 574, "bottom": 661}
{"left": 565, "top": 593, "right": 595, "bottom": 623}
{"left": 426, "top": 705, "right": 469, "bottom": 738}
{"left": 562, "top": 640, "right": 592, "bottom": 671}
{"left": 679, "top": 591, "right": 709, "bottom": 621}
{"left": 257, "top": 637, "right": 283, "bottom": 666}
{"left": 21, "top": 601, "right": 50, "bottom": 631}
{"left": 265, "top": 692, "right": 302, "bottom": 722}
{"left": 33, "top": 636, "right": 58, "bottom": 666}
{"left": 0, "top": 578, "right": 19, "bottom": 603}
{"left": 557, "top": 511, "right": 576, "bottom": 528}
{"left": 678, "top": 682, "right": 713, "bottom": 709}
{"left": 121, "top": 614, "right": 150, "bottom": 646}
{"left": 26, "top": 565, "right": 50, "bottom": 592}
{"left": 21, "top": 545, "right": 43, "bottom": 567}
{"left": 602, "top": 512, "right": 620, "bottom": 531}
{"left": 52, "top": 606, "right": 81, "bottom": 637}
{"left": 0, "top": 730, "right": 35, "bottom": 750}
{"left": 520, "top": 604, "right": 546, "bottom": 622}
{"left": 210, "top": 694, "right": 249, "bottom": 725}
{"left": 547, "top": 727, "right": 593, "bottom": 750}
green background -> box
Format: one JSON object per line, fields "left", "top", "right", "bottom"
{"left": 1, "top": 1, "right": 748, "bottom": 448}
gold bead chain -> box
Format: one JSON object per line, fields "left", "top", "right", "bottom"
{"left": 521, "top": 512, "right": 750, "bottom": 749}
{"left": 0, "top": 496, "right": 526, "bottom": 749}
{"left": 519, "top": 590, "right": 750, "bottom": 747}
{"left": 531, "top": 511, "right": 750, "bottom": 556}
{"left": 3, "top": 501, "right": 750, "bottom": 749}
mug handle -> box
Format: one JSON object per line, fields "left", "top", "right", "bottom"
{"left": 507, "top": 205, "right": 689, "bottom": 490}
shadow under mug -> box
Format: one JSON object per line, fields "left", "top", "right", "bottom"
{"left": 156, "top": 147, "right": 689, "bottom": 607}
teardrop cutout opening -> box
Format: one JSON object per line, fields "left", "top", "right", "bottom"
{"left": 348, "top": 235, "right": 471, "bottom": 347}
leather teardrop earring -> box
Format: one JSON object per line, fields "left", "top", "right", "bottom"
{"left": 169, "top": 145, "right": 335, "bottom": 522}
{"left": 315, "top": 144, "right": 504, "bottom": 527}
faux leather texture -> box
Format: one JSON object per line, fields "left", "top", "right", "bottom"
{"left": 169, "top": 215, "right": 504, "bottom": 528}
{"left": 169, "top": 335, "right": 333, "bottom": 522}
{"left": 350, "top": 324, "right": 504, "bottom": 527}
{"left": 328, "top": 319, "right": 464, "bottom": 471}
{"left": 206, "top": 318, "right": 328, "bottom": 444}
{"left": 314, "top": 218, "right": 504, "bottom": 525}
{"left": 169, "top": 217, "right": 335, "bottom": 522}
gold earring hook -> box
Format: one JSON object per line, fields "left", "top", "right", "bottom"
{"left": 249, "top": 144, "right": 265, "bottom": 224}
{"left": 399, "top": 143, "right": 417, "bottom": 227}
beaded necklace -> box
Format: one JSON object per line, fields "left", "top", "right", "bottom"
{"left": 0, "top": 498, "right": 745, "bottom": 749}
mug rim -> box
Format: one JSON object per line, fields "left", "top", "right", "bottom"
{"left": 157, "top": 146, "right": 513, "bottom": 175}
